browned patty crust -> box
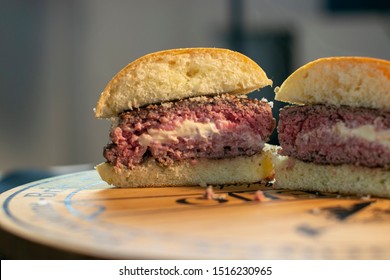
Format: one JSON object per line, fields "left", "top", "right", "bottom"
{"left": 104, "top": 94, "right": 275, "bottom": 169}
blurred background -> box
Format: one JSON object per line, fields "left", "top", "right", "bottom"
{"left": 0, "top": 0, "right": 389, "bottom": 185}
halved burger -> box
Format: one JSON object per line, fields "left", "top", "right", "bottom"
{"left": 94, "top": 48, "right": 275, "bottom": 187}
{"left": 273, "top": 56, "right": 390, "bottom": 197}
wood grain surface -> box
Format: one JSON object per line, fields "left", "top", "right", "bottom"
{"left": 0, "top": 170, "right": 389, "bottom": 259}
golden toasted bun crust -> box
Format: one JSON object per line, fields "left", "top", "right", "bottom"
{"left": 272, "top": 152, "right": 390, "bottom": 198}
{"left": 95, "top": 48, "right": 272, "bottom": 118}
{"left": 96, "top": 147, "right": 275, "bottom": 188}
{"left": 275, "top": 56, "right": 390, "bottom": 109}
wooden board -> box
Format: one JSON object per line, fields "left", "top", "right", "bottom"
{"left": 0, "top": 170, "right": 390, "bottom": 259}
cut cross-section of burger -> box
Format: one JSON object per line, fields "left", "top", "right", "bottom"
{"left": 273, "top": 56, "right": 390, "bottom": 198}
{"left": 94, "top": 48, "right": 276, "bottom": 187}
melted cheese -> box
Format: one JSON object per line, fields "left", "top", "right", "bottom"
{"left": 258, "top": 150, "right": 274, "bottom": 179}
{"left": 138, "top": 120, "right": 220, "bottom": 146}
{"left": 334, "top": 123, "right": 390, "bottom": 147}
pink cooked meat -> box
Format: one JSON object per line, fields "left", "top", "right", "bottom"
{"left": 278, "top": 105, "right": 390, "bottom": 168}
{"left": 104, "top": 94, "right": 275, "bottom": 169}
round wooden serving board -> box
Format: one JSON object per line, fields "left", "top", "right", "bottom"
{"left": 0, "top": 170, "right": 390, "bottom": 259}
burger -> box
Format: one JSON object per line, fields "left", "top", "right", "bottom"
{"left": 273, "top": 56, "right": 390, "bottom": 198}
{"left": 94, "top": 48, "right": 276, "bottom": 187}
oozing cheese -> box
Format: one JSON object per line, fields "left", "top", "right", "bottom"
{"left": 257, "top": 149, "right": 274, "bottom": 179}
{"left": 138, "top": 120, "right": 220, "bottom": 146}
{"left": 334, "top": 123, "right": 390, "bottom": 147}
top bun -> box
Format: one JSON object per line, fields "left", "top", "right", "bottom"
{"left": 95, "top": 48, "right": 272, "bottom": 118}
{"left": 274, "top": 56, "right": 390, "bottom": 110}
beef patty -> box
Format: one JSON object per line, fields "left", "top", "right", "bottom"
{"left": 104, "top": 94, "right": 275, "bottom": 169}
{"left": 278, "top": 104, "right": 390, "bottom": 168}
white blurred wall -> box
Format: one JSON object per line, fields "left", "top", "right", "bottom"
{"left": 1, "top": 0, "right": 389, "bottom": 170}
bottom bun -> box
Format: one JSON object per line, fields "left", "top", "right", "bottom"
{"left": 272, "top": 154, "right": 390, "bottom": 198}
{"left": 96, "top": 146, "right": 275, "bottom": 188}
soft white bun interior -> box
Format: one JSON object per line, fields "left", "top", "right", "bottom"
{"left": 272, "top": 151, "right": 390, "bottom": 198}
{"left": 275, "top": 56, "right": 390, "bottom": 109}
{"left": 96, "top": 146, "right": 275, "bottom": 188}
{"left": 95, "top": 48, "right": 272, "bottom": 118}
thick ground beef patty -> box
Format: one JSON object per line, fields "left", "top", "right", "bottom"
{"left": 278, "top": 104, "right": 390, "bottom": 168}
{"left": 104, "top": 94, "right": 275, "bottom": 169}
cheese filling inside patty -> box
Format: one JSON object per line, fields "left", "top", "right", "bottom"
{"left": 104, "top": 94, "right": 275, "bottom": 169}
{"left": 138, "top": 120, "right": 221, "bottom": 146}
{"left": 334, "top": 123, "right": 390, "bottom": 147}
{"left": 278, "top": 104, "right": 390, "bottom": 168}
